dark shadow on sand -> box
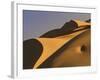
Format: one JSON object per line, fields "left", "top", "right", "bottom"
{"left": 23, "top": 39, "right": 43, "bottom": 69}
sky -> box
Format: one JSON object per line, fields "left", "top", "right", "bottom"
{"left": 23, "top": 10, "right": 90, "bottom": 40}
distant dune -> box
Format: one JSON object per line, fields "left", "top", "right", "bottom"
{"left": 40, "top": 20, "right": 90, "bottom": 38}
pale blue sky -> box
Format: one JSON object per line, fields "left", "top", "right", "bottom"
{"left": 23, "top": 10, "right": 90, "bottom": 40}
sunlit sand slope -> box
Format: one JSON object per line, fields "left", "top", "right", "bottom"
{"left": 33, "top": 29, "right": 89, "bottom": 68}
{"left": 51, "top": 30, "right": 90, "bottom": 67}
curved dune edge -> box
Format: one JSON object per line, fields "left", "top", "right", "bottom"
{"left": 74, "top": 20, "right": 90, "bottom": 27}
{"left": 33, "top": 29, "right": 89, "bottom": 68}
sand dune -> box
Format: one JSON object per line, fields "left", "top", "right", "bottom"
{"left": 33, "top": 29, "right": 89, "bottom": 68}
{"left": 23, "top": 20, "right": 91, "bottom": 69}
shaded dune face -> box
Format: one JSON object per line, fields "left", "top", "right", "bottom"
{"left": 23, "top": 39, "right": 43, "bottom": 69}
{"left": 38, "top": 29, "right": 90, "bottom": 68}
